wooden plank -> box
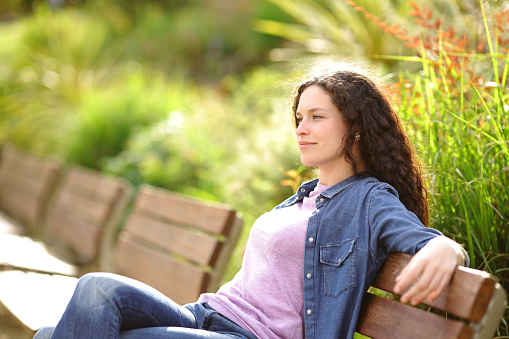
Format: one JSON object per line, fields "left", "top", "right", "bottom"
{"left": 46, "top": 210, "right": 102, "bottom": 262}
{"left": 0, "top": 188, "right": 39, "bottom": 227}
{"left": 136, "top": 184, "right": 235, "bottom": 235}
{"left": 0, "top": 170, "right": 49, "bottom": 200}
{"left": 52, "top": 188, "right": 114, "bottom": 225}
{"left": 124, "top": 211, "right": 220, "bottom": 266}
{"left": 43, "top": 165, "right": 133, "bottom": 271}
{"left": 356, "top": 293, "right": 474, "bottom": 339}
{"left": 114, "top": 234, "right": 207, "bottom": 305}
{"left": 206, "top": 215, "right": 243, "bottom": 292}
{"left": 372, "top": 253, "right": 496, "bottom": 322}
{"left": 0, "top": 145, "right": 58, "bottom": 183}
{"left": 64, "top": 167, "right": 128, "bottom": 202}
{"left": 0, "top": 145, "right": 61, "bottom": 233}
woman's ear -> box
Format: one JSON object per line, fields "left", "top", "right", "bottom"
{"left": 354, "top": 129, "right": 361, "bottom": 141}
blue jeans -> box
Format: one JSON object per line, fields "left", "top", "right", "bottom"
{"left": 33, "top": 273, "right": 257, "bottom": 339}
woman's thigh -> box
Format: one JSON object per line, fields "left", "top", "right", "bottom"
{"left": 35, "top": 274, "right": 256, "bottom": 339}
{"left": 86, "top": 273, "right": 199, "bottom": 331}
{"left": 35, "top": 327, "right": 247, "bottom": 339}
{"left": 50, "top": 273, "right": 200, "bottom": 338}
{"left": 120, "top": 306, "right": 256, "bottom": 339}
{"left": 120, "top": 327, "right": 246, "bottom": 339}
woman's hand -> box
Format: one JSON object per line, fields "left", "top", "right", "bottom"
{"left": 393, "top": 236, "right": 465, "bottom": 306}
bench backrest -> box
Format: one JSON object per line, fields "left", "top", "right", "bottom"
{"left": 356, "top": 252, "right": 508, "bottom": 339}
{"left": 44, "top": 165, "right": 133, "bottom": 269}
{"left": 111, "top": 184, "right": 243, "bottom": 305}
{"left": 0, "top": 144, "right": 61, "bottom": 234}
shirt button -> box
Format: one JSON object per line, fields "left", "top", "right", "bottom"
{"left": 300, "top": 188, "right": 305, "bottom": 193}
{"left": 307, "top": 273, "right": 312, "bottom": 278}
{"left": 319, "top": 198, "right": 324, "bottom": 202}
{"left": 307, "top": 309, "right": 312, "bottom": 315}
{"left": 308, "top": 237, "right": 314, "bottom": 243}
{"left": 316, "top": 209, "right": 319, "bottom": 213}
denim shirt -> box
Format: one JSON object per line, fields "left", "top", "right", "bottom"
{"left": 274, "top": 175, "right": 444, "bottom": 339}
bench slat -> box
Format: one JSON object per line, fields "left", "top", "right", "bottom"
{"left": 136, "top": 185, "right": 235, "bottom": 235}
{"left": 0, "top": 144, "right": 61, "bottom": 233}
{"left": 0, "top": 145, "right": 58, "bottom": 182}
{"left": 0, "top": 170, "right": 49, "bottom": 200}
{"left": 371, "top": 252, "right": 496, "bottom": 322}
{"left": 44, "top": 165, "right": 133, "bottom": 269}
{"left": 52, "top": 187, "right": 113, "bottom": 224}
{"left": 124, "top": 211, "right": 220, "bottom": 266}
{"left": 115, "top": 234, "right": 208, "bottom": 305}
{"left": 0, "top": 188, "right": 39, "bottom": 228}
{"left": 357, "top": 293, "right": 474, "bottom": 339}
{"left": 108, "top": 184, "right": 243, "bottom": 302}
{"left": 64, "top": 168, "right": 128, "bottom": 202}
{"left": 46, "top": 210, "right": 102, "bottom": 262}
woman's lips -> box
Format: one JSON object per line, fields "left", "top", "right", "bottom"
{"left": 298, "top": 141, "right": 316, "bottom": 150}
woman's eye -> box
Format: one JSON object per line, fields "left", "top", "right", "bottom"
{"left": 296, "top": 118, "right": 303, "bottom": 125}
{"left": 313, "top": 115, "right": 322, "bottom": 119}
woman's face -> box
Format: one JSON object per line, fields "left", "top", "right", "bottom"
{"left": 295, "top": 85, "right": 350, "bottom": 173}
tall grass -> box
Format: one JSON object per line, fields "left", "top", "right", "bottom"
{"left": 384, "top": 2, "right": 509, "bottom": 334}
{"left": 388, "top": 0, "right": 509, "bottom": 283}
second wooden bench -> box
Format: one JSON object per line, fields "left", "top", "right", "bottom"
{"left": 0, "top": 182, "right": 243, "bottom": 334}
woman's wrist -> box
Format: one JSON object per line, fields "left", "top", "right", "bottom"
{"left": 438, "top": 236, "right": 465, "bottom": 266}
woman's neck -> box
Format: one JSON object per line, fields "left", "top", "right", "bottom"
{"left": 318, "top": 157, "right": 366, "bottom": 187}
{"left": 318, "top": 166, "right": 355, "bottom": 186}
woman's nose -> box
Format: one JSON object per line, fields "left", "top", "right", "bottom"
{"left": 295, "top": 120, "right": 309, "bottom": 136}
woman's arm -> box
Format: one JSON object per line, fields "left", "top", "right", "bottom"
{"left": 393, "top": 236, "right": 466, "bottom": 305}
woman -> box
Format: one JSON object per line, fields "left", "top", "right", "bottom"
{"left": 35, "top": 67, "right": 468, "bottom": 339}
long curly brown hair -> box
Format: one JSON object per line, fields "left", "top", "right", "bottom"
{"left": 292, "top": 69, "right": 429, "bottom": 226}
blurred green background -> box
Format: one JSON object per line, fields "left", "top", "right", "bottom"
{"left": 0, "top": 0, "right": 507, "bottom": 332}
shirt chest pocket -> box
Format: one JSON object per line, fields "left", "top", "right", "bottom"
{"left": 319, "top": 238, "right": 356, "bottom": 297}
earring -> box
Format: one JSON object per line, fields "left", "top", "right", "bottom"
{"left": 355, "top": 134, "right": 360, "bottom": 139}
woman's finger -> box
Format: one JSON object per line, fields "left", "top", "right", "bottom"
{"left": 400, "top": 263, "right": 435, "bottom": 305}
{"left": 394, "top": 257, "right": 422, "bottom": 294}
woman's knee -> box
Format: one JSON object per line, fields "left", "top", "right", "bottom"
{"left": 33, "top": 326, "right": 54, "bottom": 339}
{"left": 71, "top": 272, "right": 130, "bottom": 307}
{"left": 74, "top": 272, "right": 152, "bottom": 307}
{"left": 75, "top": 272, "right": 116, "bottom": 293}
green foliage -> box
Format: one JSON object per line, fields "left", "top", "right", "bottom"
{"left": 65, "top": 70, "right": 192, "bottom": 169}
{"left": 384, "top": 1, "right": 509, "bottom": 333}
{"left": 387, "top": 0, "right": 509, "bottom": 287}
{"left": 252, "top": 0, "right": 408, "bottom": 68}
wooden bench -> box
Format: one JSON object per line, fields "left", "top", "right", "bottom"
{"left": 108, "top": 183, "right": 243, "bottom": 305}
{"left": 0, "top": 165, "right": 133, "bottom": 333}
{"left": 356, "top": 252, "right": 508, "bottom": 339}
{"left": 42, "top": 165, "right": 133, "bottom": 272}
{"left": 0, "top": 143, "right": 61, "bottom": 235}
{"left": 0, "top": 183, "right": 242, "bottom": 334}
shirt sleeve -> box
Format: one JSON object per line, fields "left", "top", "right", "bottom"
{"left": 366, "top": 183, "right": 443, "bottom": 257}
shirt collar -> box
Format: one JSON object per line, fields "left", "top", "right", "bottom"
{"left": 297, "top": 174, "right": 368, "bottom": 200}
